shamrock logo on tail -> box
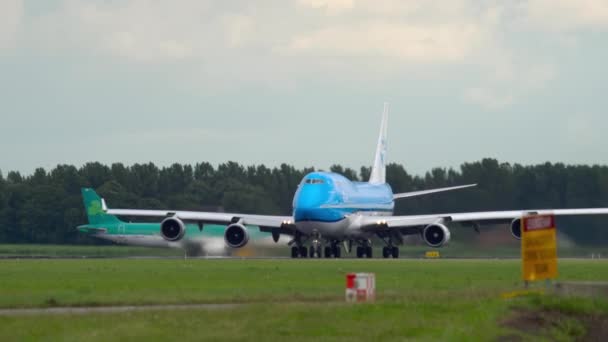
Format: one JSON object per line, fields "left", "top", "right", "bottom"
{"left": 87, "top": 200, "right": 104, "bottom": 217}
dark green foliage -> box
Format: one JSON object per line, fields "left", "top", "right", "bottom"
{"left": 0, "top": 159, "right": 607, "bottom": 244}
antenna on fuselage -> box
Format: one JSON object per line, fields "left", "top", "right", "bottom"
{"left": 369, "top": 102, "right": 388, "bottom": 185}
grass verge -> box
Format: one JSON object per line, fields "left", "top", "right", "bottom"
{"left": 1, "top": 259, "right": 607, "bottom": 341}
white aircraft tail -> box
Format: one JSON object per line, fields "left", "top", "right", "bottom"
{"left": 369, "top": 102, "right": 389, "bottom": 184}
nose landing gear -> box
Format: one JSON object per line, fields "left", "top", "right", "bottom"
{"left": 308, "top": 232, "right": 323, "bottom": 258}
{"left": 291, "top": 231, "right": 343, "bottom": 259}
{"left": 309, "top": 245, "right": 321, "bottom": 258}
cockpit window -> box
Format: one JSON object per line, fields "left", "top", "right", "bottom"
{"left": 305, "top": 179, "right": 325, "bottom": 184}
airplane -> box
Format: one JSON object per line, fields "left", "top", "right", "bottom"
{"left": 77, "top": 188, "right": 279, "bottom": 256}
{"left": 100, "top": 103, "right": 608, "bottom": 258}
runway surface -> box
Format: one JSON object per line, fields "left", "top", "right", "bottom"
{"left": 0, "top": 303, "right": 240, "bottom": 316}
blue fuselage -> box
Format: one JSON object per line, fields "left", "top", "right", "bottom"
{"left": 293, "top": 172, "right": 394, "bottom": 224}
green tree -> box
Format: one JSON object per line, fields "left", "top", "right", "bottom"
{"left": 1, "top": 160, "right": 608, "bottom": 245}
{"left": 80, "top": 162, "right": 112, "bottom": 189}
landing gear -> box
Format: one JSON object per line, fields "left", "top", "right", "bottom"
{"left": 290, "top": 245, "right": 310, "bottom": 258}
{"left": 289, "top": 231, "right": 308, "bottom": 258}
{"left": 377, "top": 233, "right": 400, "bottom": 259}
{"left": 309, "top": 245, "right": 321, "bottom": 258}
{"left": 355, "top": 240, "right": 373, "bottom": 258}
{"left": 382, "top": 246, "right": 399, "bottom": 258}
{"left": 323, "top": 241, "right": 342, "bottom": 258}
{"left": 333, "top": 244, "right": 341, "bottom": 258}
{"left": 356, "top": 245, "right": 372, "bottom": 258}
{"left": 289, "top": 231, "right": 344, "bottom": 259}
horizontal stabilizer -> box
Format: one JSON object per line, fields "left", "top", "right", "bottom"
{"left": 393, "top": 184, "right": 477, "bottom": 200}
{"left": 76, "top": 225, "right": 108, "bottom": 234}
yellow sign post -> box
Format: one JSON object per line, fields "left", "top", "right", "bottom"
{"left": 521, "top": 215, "right": 558, "bottom": 283}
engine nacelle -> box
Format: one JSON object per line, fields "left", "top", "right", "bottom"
{"left": 160, "top": 217, "right": 186, "bottom": 242}
{"left": 224, "top": 223, "right": 249, "bottom": 248}
{"left": 510, "top": 218, "right": 522, "bottom": 240}
{"left": 422, "top": 223, "right": 451, "bottom": 248}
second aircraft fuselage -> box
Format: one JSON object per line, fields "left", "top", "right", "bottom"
{"left": 292, "top": 172, "right": 394, "bottom": 237}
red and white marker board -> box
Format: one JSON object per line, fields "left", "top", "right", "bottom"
{"left": 345, "top": 273, "right": 375, "bottom": 302}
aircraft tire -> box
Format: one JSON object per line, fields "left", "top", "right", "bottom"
{"left": 391, "top": 247, "right": 399, "bottom": 258}
{"left": 324, "top": 246, "right": 332, "bottom": 258}
{"left": 299, "top": 246, "right": 307, "bottom": 258}
{"left": 366, "top": 246, "right": 373, "bottom": 258}
{"left": 291, "top": 246, "right": 299, "bottom": 258}
{"left": 356, "top": 246, "right": 363, "bottom": 258}
{"left": 382, "top": 247, "right": 390, "bottom": 258}
{"left": 332, "top": 245, "right": 341, "bottom": 258}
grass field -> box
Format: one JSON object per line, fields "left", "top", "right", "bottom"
{"left": 0, "top": 244, "right": 184, "bottom": 258}
{"left": 1, "top": 259, "right": 608, "bottom": 341}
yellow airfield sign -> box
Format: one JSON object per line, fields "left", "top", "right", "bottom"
{"left": 425, "top": 251, "right": 440, "bottom": 258}
{"left": 521, "top": 215, "right": 558, "bottom": 282}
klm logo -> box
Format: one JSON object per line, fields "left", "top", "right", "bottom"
{"left": 380, "top": 139, "right": 386, "bottom": 164}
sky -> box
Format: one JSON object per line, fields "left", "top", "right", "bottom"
{"left": 0, "top": 0, "right": 607, "bottom": 176}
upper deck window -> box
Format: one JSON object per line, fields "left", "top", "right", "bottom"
{"left": 305, "top": 179, "right": 325, "bottom": 184}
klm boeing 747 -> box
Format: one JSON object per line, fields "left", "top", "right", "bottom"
{"left": 101, "top": 104, "right": 608, "bottom": 258}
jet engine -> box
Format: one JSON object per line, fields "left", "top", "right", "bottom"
{"left": 510, "top": 218, "right": 522, "bottom": 240}
{"left": 422, "top": 223, "right": 451, "bottom": 248}
{"left": 224, "top": 223, "right": 249, "bottom": 248}
{"left": 160, "top": 217, "right": 186, "bottom": 241}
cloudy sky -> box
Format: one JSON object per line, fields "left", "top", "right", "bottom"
{"left": 1, "top": 0, "right": 607, "bottom": 175}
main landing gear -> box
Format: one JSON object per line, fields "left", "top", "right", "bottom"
{"left": 356, "top": 240, "right": 373, "bottom": 258}
{"left": 378, "top": 234, "right": 400, "bottom": 258}
{"left": 382, "top": 246, "right": 399, "bottom": 258}
{"left": 323, "top": 241, "right": 341, "bottom": 258}
{"left": 289, "top": 231, "right": 309, "bottom": 258}
{"left": 290, "top": 244, "right": 342, "bottom": 258}
{"left": 356, "top": 246, "right": 372, "bottom": 258}
{"left": 291, "top": 246, "right": 308, "bottom": 258}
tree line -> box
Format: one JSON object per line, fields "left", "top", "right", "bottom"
{"left": 0, "top": 159, "right": 607, "bottom": 245}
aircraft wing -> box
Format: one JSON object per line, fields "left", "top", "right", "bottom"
{"left": 105, "top": 207, "right": 291, "bottom": 227}
{"left": 393, "top": 184, "right": 477, "bottom": 199}
{"left": 104, "top": 202, "right": 292, "bottom": 228}
{"left": 76, "top": 225, "right": 108, "bottom": 234}
{"left": 361, "top": 208, "right": 608, "bottom": 233}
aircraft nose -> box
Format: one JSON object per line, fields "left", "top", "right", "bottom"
{"left": 294, "top": 186, "right": 328, "bottom": 221}
{"left": 295, "top": 186, "right": 326, "bottom": 209}
{"left": 297, "top": 195, "right": 321, "bottom": 209}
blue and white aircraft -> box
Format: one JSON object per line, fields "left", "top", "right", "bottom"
{"left": 103, "top": 104, "right": 608, "bottom": 258}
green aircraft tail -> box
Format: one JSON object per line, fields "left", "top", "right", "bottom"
{"left": 81, "top": 188, "right": 122, "bottom": 225}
